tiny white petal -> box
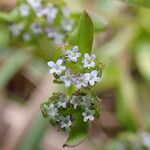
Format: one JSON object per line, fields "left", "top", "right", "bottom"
{"left": 82, "top": 53, "right": 96, "bottom": 69}
{"left": 73, "top": 46, "right": 79, "bottom": 52}
{"left": 48, "top": 61, "right": 55, "bottom": 67}
{"left": 91, "top": 70, "right": 98, "bottom": 76}
{"left": 84, "top": 117, "right": 88, "bottom": 122}
{"left": 89, "top": 80, "right": 95, "bottom": 86}
{"left": 47, "top": 59, "right": 66, "bottom": 75}
{"left": 89, "top": 115, "right": 94, "bottom": 121}
{"left": 65, "top": 46, "right": 81, "bottom": 62}
{"left": 91, "top": 54, "right": 96, "bottom": 59}
{"left": 84, "top": 53, "right": 89, "bottom": 59}
{"left": 56, "top": 59, "right": 63, "bottom": 65}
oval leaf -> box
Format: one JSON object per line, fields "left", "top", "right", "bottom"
{"left": 78, "top": 11, "right": 94, "bottom": 55}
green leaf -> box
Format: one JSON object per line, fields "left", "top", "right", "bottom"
{"left": 68, "top": 11, "right": 94, "bottom": 54}
{"left": 63, "top": 112, "right": 89, "bottom": 147}
{"left": 78, "top": 11, "right": 94, "bottom": 55}
{"left": 122, "top": 0, "right": 150, "bottom": 8}
{"left": 0, "top": 9, "right": 20, "bottom": 23}
{"left": 136, "top": 42, "right": 150, "bottom": 82}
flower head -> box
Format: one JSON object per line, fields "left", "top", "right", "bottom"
{"left": 44, "top": 104, "right": 59, "bottom": 120}
{"left": 52, "top": 33, "right": 64, "bottom": 46}
{"left": 142, "top": 132, "right": 150, "bottom": 148}
{"left": 57, "top": 95, "right": 69, "bottom": 109}
{"left": 82, "top": 108, "right": 95, "bottom": 122}
{"left": 70, "top": 95, "right": 82, "bottom": 109}
{"left": 82, "top": 53, "right": 96, "bottom": 69}
{"left": 27, "top": 0, "right": 42, "bottom": 9}
{"left": 36, "top": 3, "right": 58, "bottom": 24}
{"left": 84, "top": 70, "right": 102, "bottom": 86}
{"left": 61, "top": 19, "right": 74, "bottom": 32}
{"left": 62, "top": 7, "right": 70, "bottom": 17}
{"left": 60, "top": 69, "right": 75, "bottom": 87}
{"left": 81, "top": 94, "right": 94, "bottom": 108}
{"left": 65, "top": 46, "right": 81, "bottom": 62}
{"left": 23, "top": 33, "right": 31, "bottom": 41}
{"left": 9, "top": 24, "right": 23, "bottom": 37}
{"left": 59, "top": 115, "right": 72, "bottom": 131}
{"left": 20, "top": 4, "right": 30, "bottom": 17}
{"left": 75, "top": 74, "right": 88, "bottom": 89}
{"left": 48, "top": 59, "right": 66, "bottom": 75}
{"left": 45, "top": 28, "right": 64, "bottom": 46}
{"left": 31, "top": 23, "right": 43, "bottom": 34}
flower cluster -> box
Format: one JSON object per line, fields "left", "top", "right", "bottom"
{"left": 48, "top": 45, "right": 102, "bottom": 89}
{"left": 40, "top": 45, "right": 103, "bottom": 131}
{"left": 41, "top": 92, "right": 99, "bottom": 131}
{"left": 9, "top": 0, "right": 74, "bottom": 46}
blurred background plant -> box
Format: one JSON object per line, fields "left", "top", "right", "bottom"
{"left": 0, "top": 0, "right": 150, "bottom": 150}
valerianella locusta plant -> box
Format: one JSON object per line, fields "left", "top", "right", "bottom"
{"left": 40, "top": 11, "right": 104, "bottom": 147}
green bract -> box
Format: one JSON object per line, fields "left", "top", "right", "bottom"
{"left": 40, "top": 11, "right": 104, "bottom": 147}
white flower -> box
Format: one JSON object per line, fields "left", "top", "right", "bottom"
{"left": 27, "top": 0, "right": 42, "bottom": 9}
{"left": 82, "top": 108, "right": 95, "bottom": 122}
{"left": 45, "top": 28, "right": 56, "bottom": 38}
{"left": 75, "top": 74, "right": 88, "bottom": 89}
{"left": 84, "top": 70, "right": 102, "bottom": 86}
{"left": 142, "top": 132, "right": 150, "bottom": 148}
{"left": 53, "top": 33, "right": 64, "bottom": 46}
{"left": 31, "top": 23, "right": 43, "bottom": 34}
{"left": 65, "top": 46, "right": 81, "bottom": 62}
{"left": 82, "top": 53, "right": 96, "bottom": 69}
{"left": 70, "top": 95, "right": 82, "bottom": 109}
{"left": 45, "top": 28, "right": 64, "bottom": 45}
{"left": 60, "top": 69, "right": 75, "bottom": 87}
{"left": 48, "top": 59, "right": 66, "bottom": 75}
{"left": 62, "top": 7, "right": 70, "bottom": 17}
{"left": 61, "top": 19, "right": 74, "bottom": 32}
{"left": 81, "top": 95, "right": 93, "bottom": 108}
{"left": 57, "top": 95, "right": 69, "bottom": 109}
{"left": 36, "top": 3, "right": 58, "bottom": 24}
{"left": 9, "top": 24, "right": 23, "bottom": 36}
{"left": 59, "top": 115, "right": 72, "bottom": 131}
{"left": 44, "top": 104, "right": 59, "bottom": 120}
{"left": 19, "top": 4, "right": 30, "bottom": 17}
{"left": 23, "top": 33, "right": 31, "bottom": 41}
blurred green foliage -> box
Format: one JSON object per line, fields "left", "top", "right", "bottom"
{"left": 0, "top": 0, "right": 150, "bottom": 149}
